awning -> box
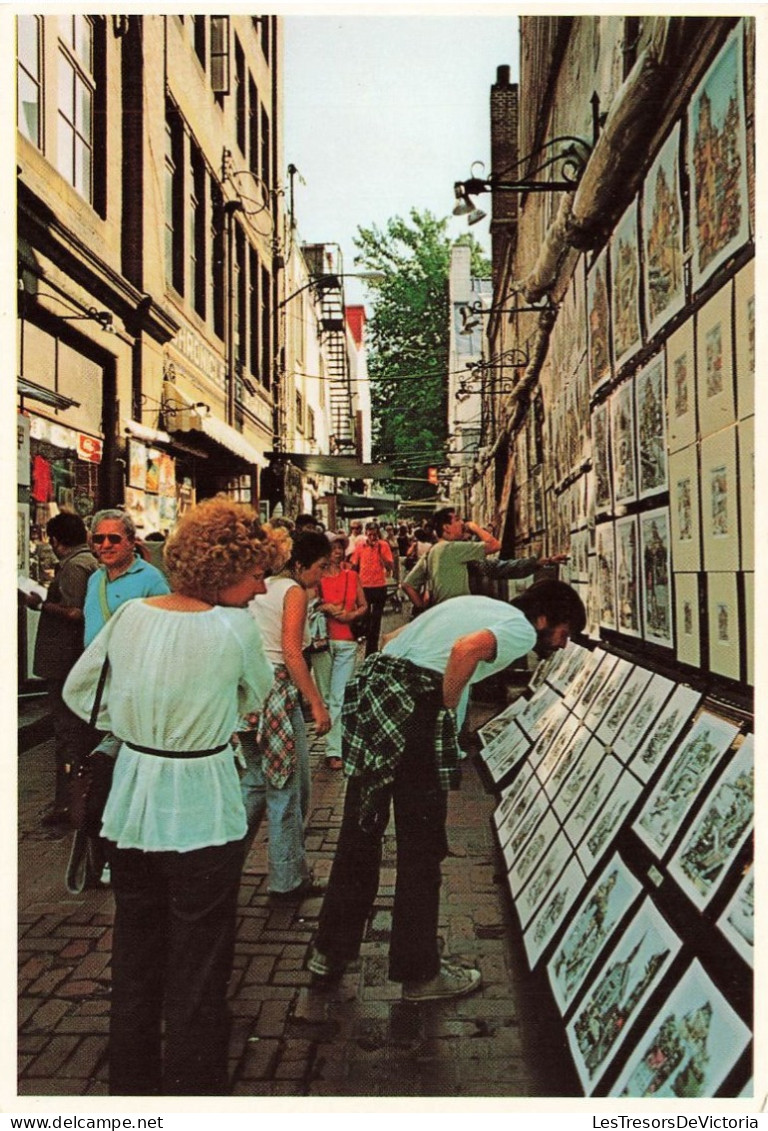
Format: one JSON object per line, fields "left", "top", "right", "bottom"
{"left": 334, "top": 493, "right": 400, "bottom": 516}
{"left": 162, "top": 382, "right": 269, "bottom": 468}
{"left": 267, "top": 452, "right": 393, "bottom": 480}
{"left": 125, "top": 419, "right": 172, "bottom": 445}
{"left": 18, "top": 377, "right": 80, "bottom": 411}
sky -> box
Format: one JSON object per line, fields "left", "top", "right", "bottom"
{"left": 282, "top": 11, "right": 520, "bottom": 303}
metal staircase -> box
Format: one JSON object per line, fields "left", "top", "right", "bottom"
{"left": 319, "top": 277, "right": 355, "bottom": 453}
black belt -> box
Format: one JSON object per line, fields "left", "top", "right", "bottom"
{"left": 123, "top": 741, "right": 230, "bottom": 759}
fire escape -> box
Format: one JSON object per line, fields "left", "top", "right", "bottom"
{"left": 318, "top": 275, "right": 356, "bottom": 454}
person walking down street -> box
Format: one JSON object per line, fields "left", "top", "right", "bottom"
{"left": 238, "top": 530, "right": 332, "bottom": 898}
{"left": 312, "top": 533, "right": 368, "bottom": 771}
{"left": 307, "top": 580, "right": 587, "bottom": 1001}
{"left": 19, "top": 513, "right": 98, "bottom": 825}
{"left": 401, "top": 507, "right": 501, "bottom": 613}
{"left": 83, "top": 510, "right": 170, "bottom": 645}
{"left": 350, "top": 522, "right": 393, "bottom": 655}
{"left": 63, "top": 498, "right": 278, "bottom": 1095}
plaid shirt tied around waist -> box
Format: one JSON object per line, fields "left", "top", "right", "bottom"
{"left": 248, "top": 664, "right": 300, "bottom": 789}
{"left": 341, "top": 652, "right": 461, "bottom": 830}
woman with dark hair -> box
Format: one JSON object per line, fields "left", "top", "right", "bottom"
{"left": 239, "top": 529, "right": 332, "bottom": 898}
{"left": 63, "top": 497, "right": 279, "bottom": 1095}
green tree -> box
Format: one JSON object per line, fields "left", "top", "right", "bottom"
{"left": 353, "top": 209, "right": 488, "bottom": 498}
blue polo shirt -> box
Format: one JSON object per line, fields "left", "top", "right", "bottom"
{"left": 84, "top": 556, "right": 170, "bottom": 646}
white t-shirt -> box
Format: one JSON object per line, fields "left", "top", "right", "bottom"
{"left": 247, "top": 576, "right": 310, "bottom": 663}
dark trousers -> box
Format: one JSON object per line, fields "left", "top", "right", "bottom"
{"left": 315, "top": 700, "right": 448, "bottom": 982}
{"left": 47, "top": 677, "right": 97, "bottom": 808}
{"left": 105, "top": 836, "right": 247, "bottom": 1095}
{"left": 362, "top": 585, "right": 388, "bottom": 656}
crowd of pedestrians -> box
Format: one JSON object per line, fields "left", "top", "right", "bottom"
{"left": 20, "top": 498, "right": 585, "bottom": 1096}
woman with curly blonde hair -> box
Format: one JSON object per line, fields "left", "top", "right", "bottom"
{"left": 64, "top": 497, "right": 278, "bottom": 1096}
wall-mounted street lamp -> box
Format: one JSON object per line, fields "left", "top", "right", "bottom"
{"left": 59, "top": 306, "right": 115, "bottom": 333}
{"left": 458, "top": 295, "right": 555, "bottom": 335}
{"left": 455, "top": 347, "right": 530, "bottom": 402}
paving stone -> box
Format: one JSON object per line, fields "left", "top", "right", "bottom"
{"left": 23, "top": 998, "right": 71, "bottom": 1032}
{"left": 26, "top": 1035, "right": 78, "bottom": 1077}
{"left": 238, "top": 1037, "right": 280, "bottom": 1080}
{"left": 59, "top": 1036, "right": 107, "bottom": 1078}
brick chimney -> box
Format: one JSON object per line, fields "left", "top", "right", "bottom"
{"left": 490, "top": 65, "right": 518, "bottom": 284}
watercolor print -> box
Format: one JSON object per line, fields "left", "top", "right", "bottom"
{"left": 697, "top": 287, "right": 736, "bottom": 439}
{"left": 528, "top": 702, "right": 571, "bottom": 770}
{"left": 592, "top": 400, "right": 612, "bottom": 512}
{"left": 536, "top": 713, "right": 583, "bottom": 789}
{"left": 643, "top": 122, "right": 685, "bottom": 337}
{"left": 555, "top": 737, "right": 608, "bottom": 825}
{"left": 573, "top": 651, "right": 620, "bottom": 721}
{"left": 478, "top": 698, "right": 527, "bottom": 746}
{"left": 717, "top": 862, "right": 754, "bottom": 967}
{"left": 494, "top": 767, "right": 535, "bottom": 833}
{"left": 635, "top": 355, "right": 668, "bottom": 498}
{"left": 734, "top": 258, "right": 754, "bottom": 420}
{"left": 595, "top": 523, "right": 616, "bottom": 630}
{"left": 610, "top": 379, "right": 637, "bottom": 506}
{"left": 669, "top": 447, "right": 701, "bottom": 571}
{"left": 701, "top": 426, "right": 739, "bottom": 571}
{"left": 628, "top": 684, "right": 703, "bottom": 783}
{"left": 613, "top": 672, "right": 675, "bottom": 763}
{"left": 614, "top": 516, "right": 642, "bottom": 638}
{"left": 688, "top": 25, "right": 750, "bottom": 291}
{"left": 707, "top": 572, "right": 741, "bottom": 681}
{"left": 548, "top": 853, "right": 643, "bottom": 1016}
{"left": 610, "top": 959, "right": 751, "bottom": 1098}
{"left": 588, "top": 248, "right": 612, "bottom": 390}
{"left": 611, "top": 200, "right": 642, "bottom": 370}
{"left": 547, "top": 641, "right": 589, "bottom": 694}
{"left": 516, "top": 683, "right": 561, "bottom": 739}
{"left": 578, "top": 773, "right": 645, "bottom": 875}
{"left": 543, "top": 726, "right": 595, "bottom": 808}
{"left": 481, "top": 722, "right": 532, "bottom": 784}
{"left": 515, "top": 831, "right": 573, "bottom": 928}
{"left": 640, "top": 507, "right": 673, "bottom": 647}
{"left": 507, "top": 808, "right": 559, "bottom": 891}
{"left": 583, "top": 657, "right": 634, "bottom": 735}
{"left": 668, "top": 736, "right": 753, "bottom": 911}
{"left": 666, "top": 318, "right": 697, "bottom": 453}
{"left": 674, "top": 571, "right": 702, "bottom": 669}
{"left": 632, "top": 709, "right": 740, "bottom": 858}
{"left": 596, "top": 665, "right": 653, "bottom": 746}
{"left": 528, "top": 650, "right": 560, "bottom": 694}
{"left": 563, "top": 648, "right": 603, "bottom": 711}
{"left": 566, "top": 899, "right": 682, "bottom": 1094}
{"left": 524, "top": 856, "right": 587, "bottom": 971}
{"left": 565, "top": 755, "right": 622, "bottom": 849}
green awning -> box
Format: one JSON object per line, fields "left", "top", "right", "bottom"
{"left": 267, "top": 452, "right": 393, "bottom": 479}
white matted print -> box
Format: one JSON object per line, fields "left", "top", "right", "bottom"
{"left": 717, "top": 862, "right": 754, "bottom": 967}
{"left": 507, "top": 807, "right": 560, "bottom": 894}
{"left": 514, "top": 831, "right": 573, "bottom": 928}
{"left": 573, "top": 651, "right": 620, "bottom": 720}
{"left": 643, "top": 122, "right": 685, "bottom": 339}
{"left": 527, "top": 701, "right": 571, "bottom": 770}
{"left": 669, "top": 446, "right": 701, "bottom": 571}
{"left": 588, "top": 248, "right": 612, "bottom": 391}
{"left": 596, "top": 665, "right": 653, "bottom": 746}
{"left": 595, "top": 524, "right": 616, "bottom": 630}
{"left": 674, "top": 572, "right": 702, "bottom": 669}
{"left": 697, "top": 285, "right": 736, "bottom": 439}
{"left": 632, "top": 710, "right": 740, "bottom": 859}
{"left": 668, "top": 736, "right": 753, "bottom": 911}
{"left": 536, "top": 713, "right": 585, "bottom": 790}
{"left": 524, "top": 856, "right": 587, "bottom": 971}
{"left": 615, "top": 516, "right": 642, "bottom": 638}
{"left": 578, "top": 772, "right": 645, "bottom": 875}
{"left": 592, "top": 400, "right": 612, "bottom": 512}
{"left": 610, "top": 200, "right": 642, "bottom": 371}
{"left": 548, "top": 853, "right": 643, "bottom": 1016}
{"left": 583, "top": 657, "right": 634, "bottom": 735}
{"left": 563, "top": 648, "right": 603, "bottom": 711}
{"left": 635, "top": 355, "right": 668, "bottom": 499}
{"left": 738, "top": 416, "right": 754, "bottom": 572}
{"left": 565, "top": 754, "right": 622, "bottom": 849}
{"left": 628, "top": 684, "right": 703, "bottom": 784}
{"left": 609, "top": 959, "right": 751, "bottom": 1098}
{"left": 610, "top": 379, "right": 637, "bottom": 506}
{"left": 640, "top": 507, "right": 673, "bottom": 647}
{"left": 479, "top": 718, "right": 529, "bottom": 772}
{"left": 494, "top": 767, "right": 535, "bottom": 832}
{"left": 477, "top": 698, "right": 527, "bottom": 747}
{"left": 544, "top": 727, "right": 595, "bottom": 808}
{"left": 701, "top": 425, "right": 739, "bottom": 571}
{"left": 707, "top": 572, "right": 740, "bottom": 681}
{"left": 555, "top": 737, "right": 608, "bottom": 825}
{"left": 613, "top": 672, "right": 675, "bottom": 764}
{"left": 516, "top": 683, "right": 561, "bottom": 738}
{"left": 666, "top": 317, "right": 697, "bottom": 453}
{"left": 734, "top": 258, "right": 755, "bottom": 420}
{"left": 566, "top": 899, "right": 682, "bottom": 1095}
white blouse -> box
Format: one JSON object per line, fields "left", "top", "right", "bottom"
{"left": 247, "top": 576, "right": 310, "bottom": 664}
{"left": 63, "top": 600, "right": 274, "bottom": 852}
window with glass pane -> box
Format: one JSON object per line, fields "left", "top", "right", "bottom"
{"left": 17, "top": 15, "right": 41, "bottom": 147}
{"left": 56, "top": 18, "right": 94, "bottom": 202}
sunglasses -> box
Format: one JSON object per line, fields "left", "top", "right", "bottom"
{"left": 92, "top": 533, "right": 125, "bottom": 545}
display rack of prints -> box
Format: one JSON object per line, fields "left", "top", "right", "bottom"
{"left": 572, "top": 651, "right": 619, "bottom": 719}
{"left": 480, "top": 722, "right": 532, "bottom": 784}
{"left": 577, "top": 772, "right": 645, "bottom": 875}
{"left": 628, "top": 684, "right": 703, "bottom": 782}
{"left": 595, "top": 665, "right": 653, "bottom": 745}
{"left": 717, "top": 864, "right": 753, "bottom": 967}
{"left": 514, "top": 831, "right": 573, "bottom": 929}
{"left": 583, "top": 657, "right": 634, "bottom": 733}
{"left": 477, "top": 698, "right": 527, "bottom": 746}
{"left": 612, "top": 672, "right": 675, "bottom": 763}
{"left": 548, "top": 853, "right": 643, "bottom": 1016}
{"left": 566, "top": 898, "right": 683, "bottom": 1094}
{"left": 632, "top": 710, "right": 740, "bottom": 858}
{"left": 643, "top": 122, "right": 685, "bottom": 338}
{"left": 565, "top": 754, "right": 623, "bottom": 848}
{"left": 523, "top": 856, "right": 587, "bottom": 970}
{"left": 640, "top": 507, "right": 673, "bottom": 647}
{"left": 553, "top": 737, "right": 608, "bottom": 823}
{"left": 667, "top": 735, "right": 753, "bottom": 911}
{"left": 609, "top": 959, "right": 750, "bottom": 1098}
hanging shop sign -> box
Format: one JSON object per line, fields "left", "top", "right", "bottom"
{"left": 76, "top": 433, "right": 103, "bottom": 464}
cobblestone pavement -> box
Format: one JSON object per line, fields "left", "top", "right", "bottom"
{"left": 18, "top": 623, "right": 576, "bottom": 1100}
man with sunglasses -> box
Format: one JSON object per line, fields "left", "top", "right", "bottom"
{"left": 84, "top": 510, "right": 170, "bottom": 646}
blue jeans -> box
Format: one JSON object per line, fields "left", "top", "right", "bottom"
{"left": 239, "top": 705, "right": 311, "bottom": 893}
{"left": 312, "top": 640, "right": 358, "bottom": 760}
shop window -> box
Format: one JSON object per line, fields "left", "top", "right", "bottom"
{"left": 210, "top": 15, "right": 230, "bottom": 98}
{"left": 17, "top": 15, "right": 42, "bottom": 148}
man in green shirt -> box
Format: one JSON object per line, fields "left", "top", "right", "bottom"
{"left": 400, "top": 508, "right": 501, "bottom": 610}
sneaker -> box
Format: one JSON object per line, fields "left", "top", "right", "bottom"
{"left": 402, "top": 960, "right": 482, "bottom": 1002}
{"left": 269, "top": 877, "right": 326, "bottom": 902}
{"left": 306, "top": 946, "right": 346, "bottom": 981}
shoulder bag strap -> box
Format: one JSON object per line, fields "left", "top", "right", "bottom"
{"left": 89, "top": 656, "right": 110, "bottom": 728}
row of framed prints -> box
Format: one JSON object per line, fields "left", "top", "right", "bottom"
{"left": 477, "top": 641, "right": 752, "bottom": 1096}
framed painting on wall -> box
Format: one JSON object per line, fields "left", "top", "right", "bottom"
{"left": 707, "top": 572, "right": 741, "bottom": 681}
{"left": 124, "top": 486, "right": 146, "bottom": 529}
{"left": 612, "top": 672, "right": 675, "bottom": 763}
{"left": 635, "top": 355, "right": 668, "bottom": 498}
{"left": 717, "top": 863, "right": 754, "bottom": 967}
{"left": 564, "top": 754, "right": 622, "bottom": 849}
{"left": 595, "top": 665, "right": 653, "bottom": 746}
{"left": 591, "top": 400, "right": 612, "bottom": 513}
{"left": 566, "top": 898, "right": 682, "bottom": 1095}
{"left": 697, "top": 286, "right": 736, "bottom": 439}
{"left": 632, "top": 709, "right": 740, "bottom": 859}
{"left": 610, "top": 380, "right": 637, "bottom": 506}
{"left": 701, "top": 425, "right": 739, "bottom": 571}
{"left": 578, "top": 772, "right": 645, "bottom": 875}
{"left": 547, "top": 853, "right": 643, "bottom": 1016}
{"left": 609, "top": 959, "right": 751, "bottom": 1098}
{"left": 128, "top": 439, "right": 147, "bottom": 490}
{"left": 674, "top": 572, "right": 702, "bottom": 669}
{"left": 668, "top": 735, "right": 753, "bottom": 911}
{"left": 583, "top": 657, "right": 634, "bottom": 735}
{"left": 666, "top": 318, "right": 697, "bottom": 453}
{"left": 587, "top": 248, "right": 612, "bottom": 391}
{"left": 610, "top": 200, "right": 642, "bottom": 371}
{"left": 595, "top": 523, "right": 617, "bottom": 630}
{"left": 640, "top": 507, "right": 673, "bottom": 647}
{"left": 643, "top": 122, "right": 685, "bottom": 338}
{"left": 554, "top": 737, "right": 607, "bottom": 824}
{"left": 614, "top": 516, "right": 642, "bottom": 638}
{"left": 523, "top": 856, "right": 587, "bottom": 971}
{"left": 628, "top": 684, "right": 703, "bottom": 784}
{"left": 688, "top": 24, "right": 750, "bottom": 292}
{"left": 734, "top": 258, "right": 755, "bottom": 420}
{"left": 669, "top": 446, "right": 701, "bottom": 571}
{"left": 738, "top": 416, "right": 754, "bottom": 572}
